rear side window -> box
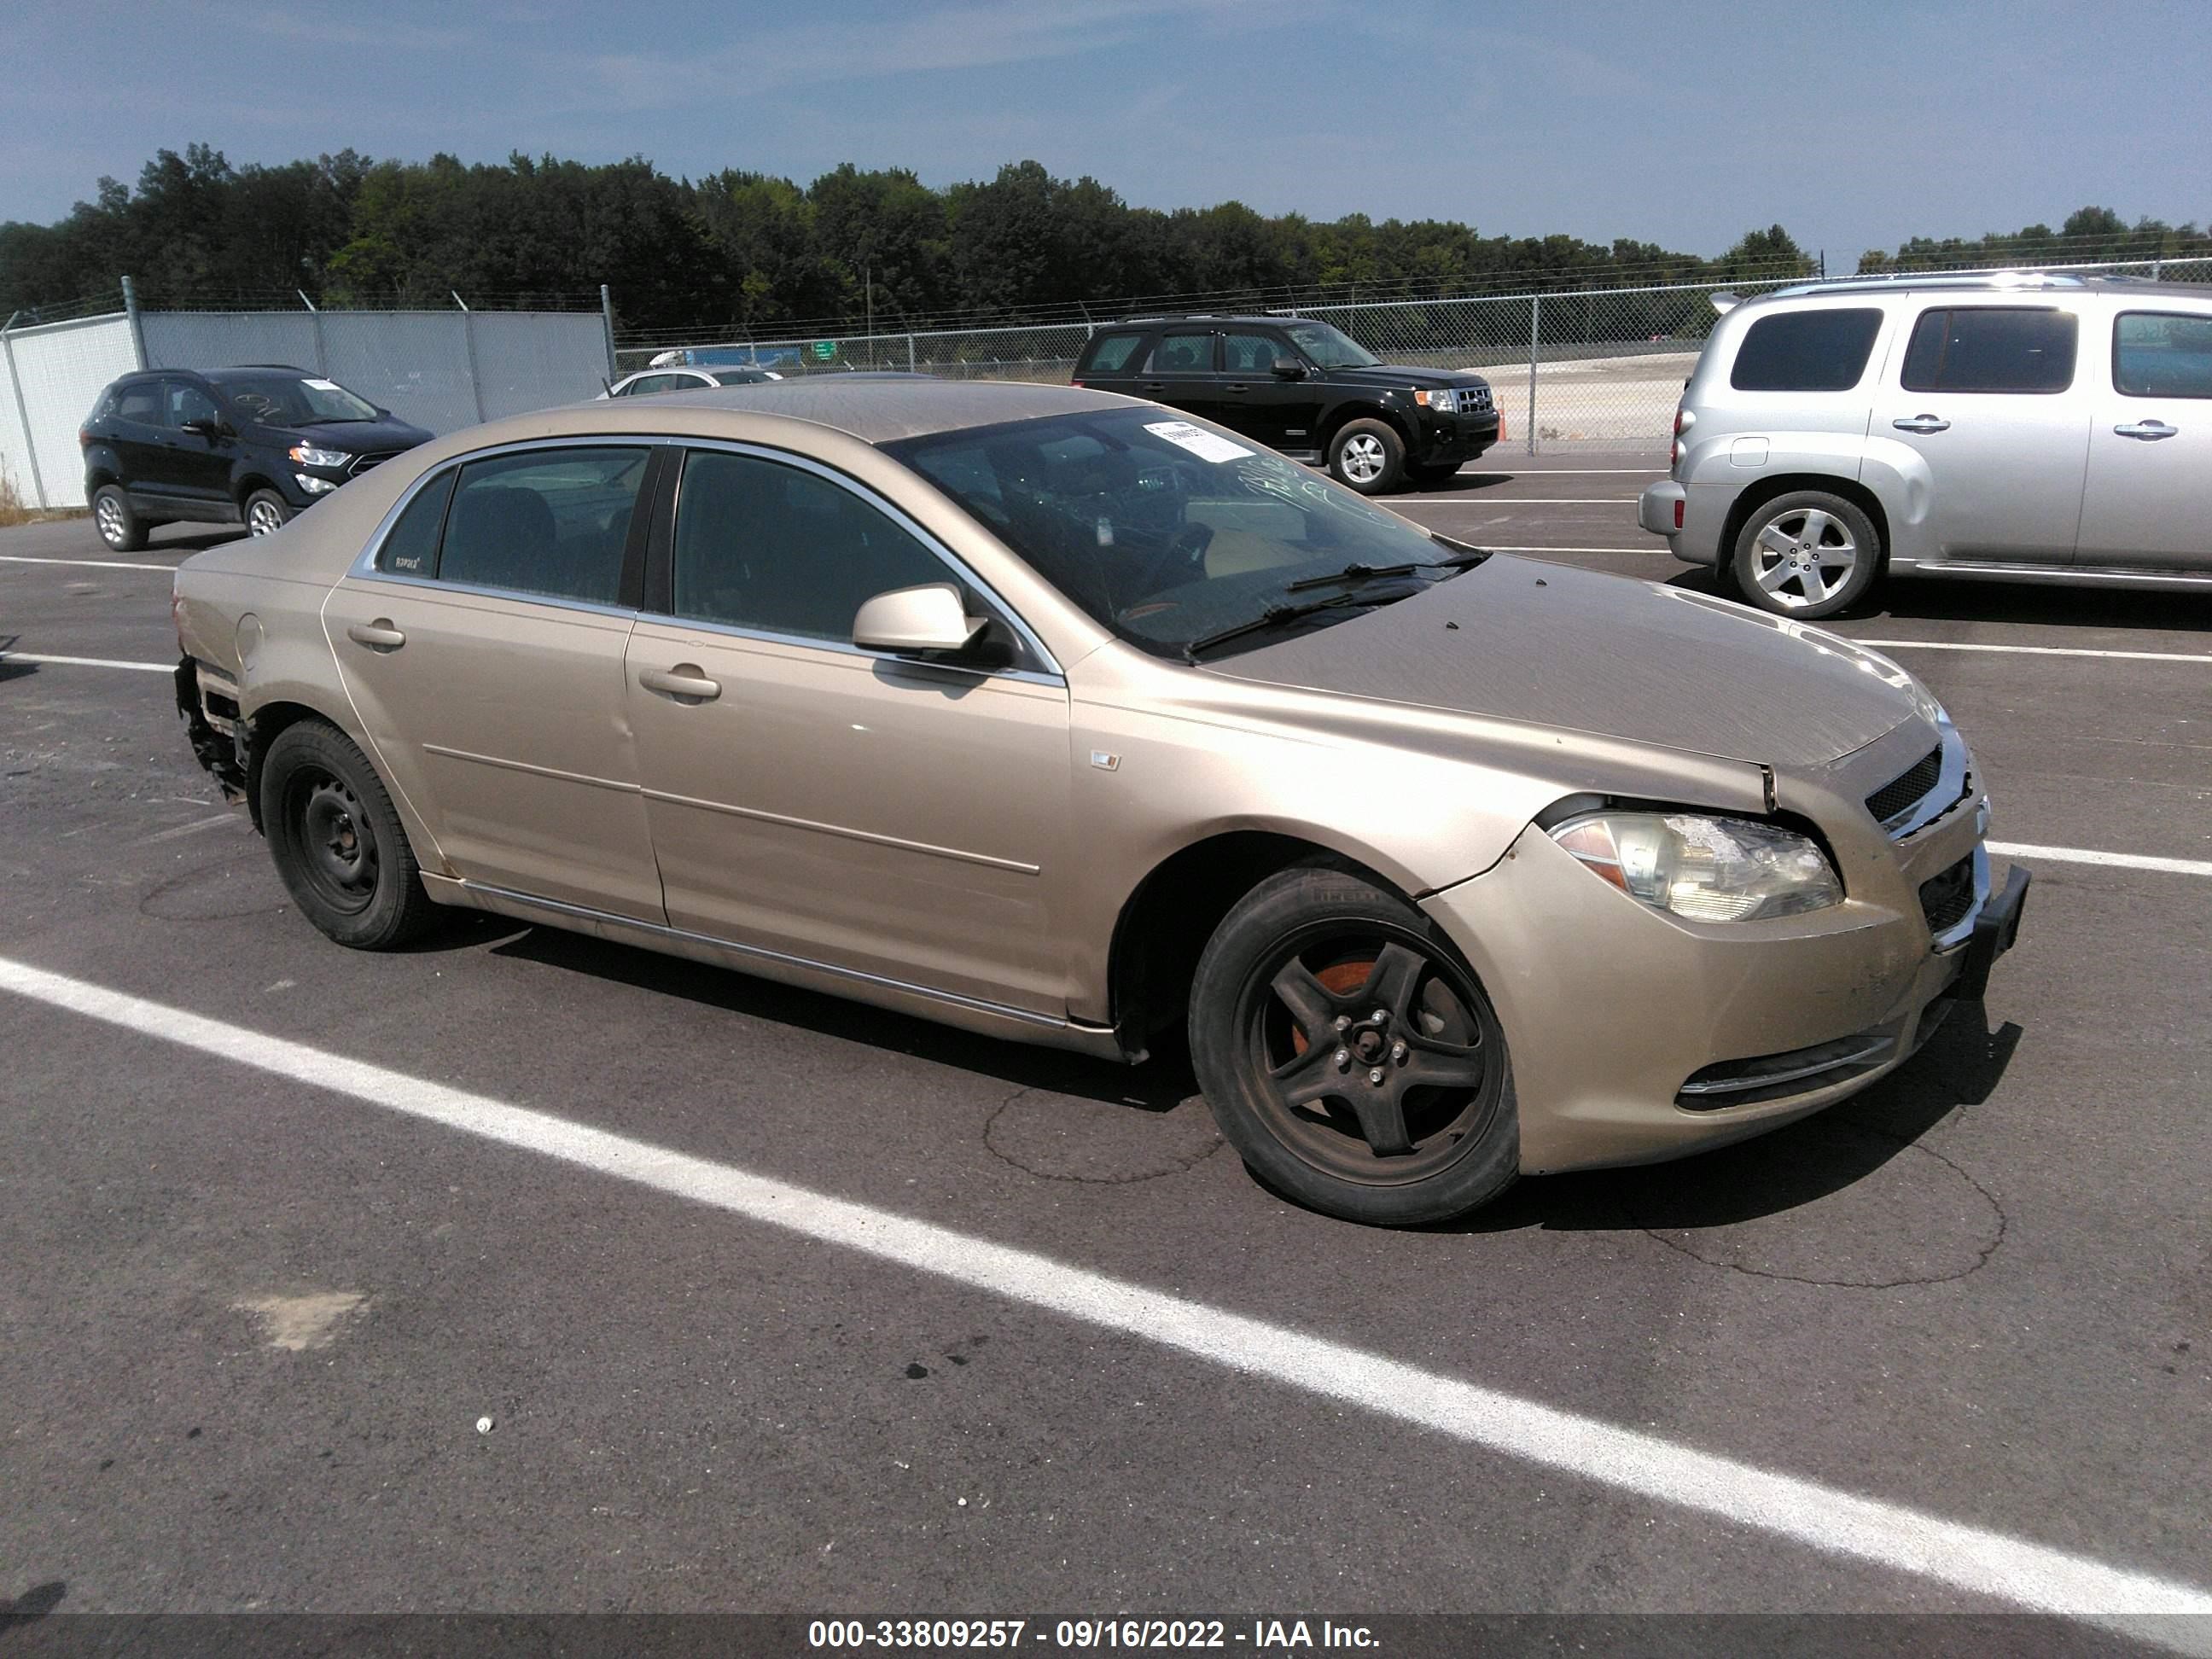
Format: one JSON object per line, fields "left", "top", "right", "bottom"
{"left": 1729, "top": 309, "right": 1883, "bottom": 392}
{"left": 2114, "top": 311, "right": 2212, "bottom": 399}
{"left": 112, "top": 383, "right": 162, "bottom": 425}
{"left": 375, "top": 469, "right": 457, "bottom": 575}
{"left": 1084, "top": 333, "right": 1145, "bottom": 374}
{"left": 1149, "top": 331, "right": 1215, "bottom": 373}
{"left": 434, "top": 446, "right": 649, "bottom": 605}
{"left": 1902, "top": 307, "right": 2077, "bottom": 394}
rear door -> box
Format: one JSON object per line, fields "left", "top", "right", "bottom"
{"left": 1873, "top": 303, "right": 2091, "bottom": 562}
{"left": 323, "top": 441, "right": 667, "bottom": 918}
{"left": 2075, "top": 304, "right": 2212, "bottom": 571}
{"left": 107, "top": 381, "right": 171, "bottom": 499}
{"left": 1138, "top": 328, "right": 1225, "bottom": 425}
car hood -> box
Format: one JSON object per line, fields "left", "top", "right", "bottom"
{"left": 1204, "top": 556, "right": 1921, "bottom": 765}
{"left": 248, "top": 416, "right": 435, "bottom": 454}
{"left": 1327, "top": 364, "right": 1493, "bottom": 392}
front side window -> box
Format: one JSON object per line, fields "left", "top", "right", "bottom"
{"left": 220, "top": 375, "right": 379, "bottom": 425}
{"left": 1901, "top": 307, "right": 2077, "bottom": 394}
{"left": 2114, "top": 311, "right": 2212, "bottom": 399}
{"left": 1281, "top": 321, "right": 1380, "bottom": 370}
{"left": 166, "top": 381, "right": 221, "bottom": 428}
{"left": 888, "top": 406, "right": 1474, "bottom": 660}
{"left": 1729, "top": 308, "right": 1883, "bottom": 392}
{"left": 671, "top": 450, "right": 955, "bottom": 642}
{"left": 433, "top": 446, "right": 649, "bottom": 604}
{"left": 1148, "top": 331, "right": 1216, "bottom": 373}
{"left": 1084, "top": 333, "right": 1145, "bottom": 374}
{"left": 1222, "top": 332, "right": 1286, "bottom": 374}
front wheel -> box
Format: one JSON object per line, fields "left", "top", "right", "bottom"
{"left": 260, "top": 720, "right": 435, "bottom": 949}
{"left": 1189, "top": 866, "right": 1517, "bottom": 1226}
{"left": 1730, "top": 490, "right": 1883, "bottom": 619}
{"left": 1327, "top": 419, "right": 1406, "bottom": 495}
{"left": 244, "top": 488, "right": 293, "bottom": 537}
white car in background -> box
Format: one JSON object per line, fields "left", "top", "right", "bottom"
{"left": 601, "top": 364, "right": 783, "bottom": 399}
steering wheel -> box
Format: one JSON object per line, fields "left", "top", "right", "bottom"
{"left": 1131, "top": 521, "right": 1214, "bottom": 599}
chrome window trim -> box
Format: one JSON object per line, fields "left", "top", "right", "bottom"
{"left": 651, "top": 436, "right": 1067, "bottom": 684}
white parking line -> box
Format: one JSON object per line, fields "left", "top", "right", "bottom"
{"left": 0, "top": 651, "right": 173, "bottom": 673}
{"left": 1857, "top": 638, "right": 2212, "bottom": 664}
{"left": 1460, "top": 469, "right": 1663, "bottom": 475}
{"left": 1419, "top": 498, "right": 1640, "bottom": 505}
{"left": 1469, "top": 544, "right": 1658, "bottom": 555}
{"left": 1992, "top": 841, "right": 2212, "bottom": 878}
{"left": 137, "top": 812, "right": 244, "bottom": 844}
{"left": 0, "top": 953, "right": 2206, "bottom": 1633}
{"left": 0, "top": 554, "right": 180, "bottom": 573}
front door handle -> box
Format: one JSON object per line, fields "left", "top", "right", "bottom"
{"left": 638, "top": 665, "right": 721, "bottom": 702}
{"left": 2114, "top": 419, "right": 2178, "bottom": 440}
{"left": 1893, "top": 414, "right": 1951, "bottom": 434}
{"left": 346, "top": 620, "right": 405, "bottom": 651}
{"left": 1224, "top": 382, "right": 1251, "bottom": 393}
{"left": 1142, "top": 381, "right": 1166, "bottom": 393}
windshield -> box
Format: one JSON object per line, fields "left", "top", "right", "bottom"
{"left": 886, "top": 407, "right": 1472, "bottom": 659}
{"left": 1282, "top": 322, "right": 1380, "bottom": 370}
{"left": 222, "top": 375, "right": 380, "bottom": 426}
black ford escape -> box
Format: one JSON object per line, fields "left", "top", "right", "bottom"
{"left": 1071, "top": 315, "right": 1499, "bottom": 494}
{"left": 80, "top": 366, "right": 433, "bottom": 550}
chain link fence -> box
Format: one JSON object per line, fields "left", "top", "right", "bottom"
{"left": 623, "top": 255, "right": 2212, "bottom": 457}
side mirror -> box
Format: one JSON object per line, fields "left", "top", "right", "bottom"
{"left": 183, "top": 415, "right": 223, "bottom": 437}
{"left": 1271, "top": 357, "right": 1307, "bottom": 380}
{"left": 853, "top": 583, "right": 987, "bottom": 656}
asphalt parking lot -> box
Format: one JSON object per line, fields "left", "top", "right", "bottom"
{"left": 3, "top": 453, "right": 2208, "bottom": 1643}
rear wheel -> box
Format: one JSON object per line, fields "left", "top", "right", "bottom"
{"left": 1731, "top": 490, "right": 1882, "bottom": 620}
{"left": 244, "top": 489, "right": 292, "bottom": 537}
{"left": 1189, "top": 866, "right": 1517, "bottom": 1225}
{"left": 260, "top": 720, "right": 435, "bottom": 949}
{"left": 92, "top": 484, "right": 147, "bottom": 551}
{"left": 1327, "top": 419, "right": 1406, "bottom": 495}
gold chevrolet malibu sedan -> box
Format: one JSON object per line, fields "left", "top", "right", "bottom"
{"left": 172, "top": 380, "right": 2027, "bottom": 1225}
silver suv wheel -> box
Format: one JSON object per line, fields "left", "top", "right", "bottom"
{"left": 1338, "top": 432, "right": 1388, "bottom": 485}
{"left": 1731, "top": 491, "right": 1886, "bottom": 621}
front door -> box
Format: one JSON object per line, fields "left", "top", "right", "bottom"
{"left": 323, "top": 442, "right": 665, "bottom": 919}
{"left": 161, "top": 380, "right": 236, "bottom": 508}
{"left": 2075, "top": 307, "right": 2212, "bottom": 572}
{"left": 624, "top": 445, "right": 1074, "bottom": 1015}
{"left": 1873, "top": 303, "right": 2091, "bottom": 563}
{"left": 1219, "top": 329, "right": 1325, "bottom": 451}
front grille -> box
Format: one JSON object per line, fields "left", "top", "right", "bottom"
{"left": 1919, "top": 854, "right": 1977, "bottom": 937}
{"left": 1677, "top": 1029, "right": 1896, "bottom": 1109}
{"left": 1866, "top": 747, "right": 1941, "bottom": 824}
{"left": 1460, "top": 385, "right": 1493, "bottom": 414}
{"left": 348, "top": 451, "right": 400, "bottom": 476}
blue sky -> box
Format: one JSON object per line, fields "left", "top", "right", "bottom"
{"left": 4, "top": 0, "right": 2208, "bottom": 265}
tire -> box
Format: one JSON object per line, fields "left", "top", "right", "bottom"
{"left": 243, "top": 488, "right": 293, "bottom": 537}
{"left": 92, "top": 484, "right": 147, "bottom": 552}
{"left": 1326, "top": 419, "right": 1406, "bottom": 495}
{"left": 1188, "top": 865, "right": 1517, "bottom": 1226}
{"left": 259, "top": 720, "right": 436, "bottom": 950}
{"left": 1730, "top": 490, "right": 1883, "bottom": 620}
{"left": 1405, "top": 461, "right": 1463, "bottom": 487}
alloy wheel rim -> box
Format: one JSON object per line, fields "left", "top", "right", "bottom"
{"left": 1750, "top": 506, "right": 1857, "bottom": 609}
{"left": 1242, "top": 927, "right": 1501, "bottom": 1185}
{"left": 1341, "top": 434, "right": 1387, "bottom": 483}
{"left": 96, "top": 495, "right": 125, "bottom": 544}
{"left": 247, "top": 499, "right": 286, "bottom": 536}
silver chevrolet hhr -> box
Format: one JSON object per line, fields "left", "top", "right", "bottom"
{"left": 1639, "top": 272, "right": 2212, "bottom": 618}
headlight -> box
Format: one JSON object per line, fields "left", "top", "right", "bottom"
{"left": 1551, "top": 812, "right": 1842, "bottom": 922}
{"left": 288, "top": 444, "right": 352, "bottom": 469}
{"left": 1412, "top": 388, "right": 1460, "bottom": 413}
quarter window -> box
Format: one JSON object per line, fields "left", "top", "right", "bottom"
{"left": 1728, "top": 309, "right": 1883, "bottom": 392}
{"left": 1901, "top": 307, "right": 2077, "bottom": 394}
{"left": 671, "top": 450, "right": 958, "bottom": 643}
{"left": 1221, "top": 332, "right": 1286, "bottom": 374}
{"left": 433, "top": 446, "right": 649, "bottom": 604}
{"left": 1148, "top": 331, "right": 1216, "bottom": 373}
{"left": 2114, "top": 311, "right": 2212, "bottom": 399}
{"left": 1084, "top": 333, "right": 1145, "bottom": 374}
{"left": 375, "top": 469, "right": 457, "bottom": 576}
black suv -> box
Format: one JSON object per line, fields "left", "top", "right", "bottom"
{"left": 80, "top": 366, "right": 434, "bottom": 550}
{"left": 1071, "top": 315, "right": 1498, "bottom": 494}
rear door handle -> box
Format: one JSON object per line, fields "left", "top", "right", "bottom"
{"left": 2114, "top": 420, "right": 2178, "bottom": 440}
{"left": 346, "top": 620, "right": 405, "bottom": 651}
{"left": 1142, "top": 382, "right": 1167, "bottom": 393}
{"left": 1224, "top": 382, "right": 1251, "bottom": 393}
{"left": 1892, "top": 414, "right": 1951, "bottom": 434}
{"left": 638, "top": 665, "right": 721, "bottom": 702}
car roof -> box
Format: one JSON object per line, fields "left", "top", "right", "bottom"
{"left": 645, "top": 377, "right": 1122, "bottom": 443}
{"left": 199, "top": 364, "right": 318, "bottom": 382}
{"left": 1109, "top": 314, "right": 1300, "bottom": 328}
{"left": 1746, "top": 271, "right": 2212, "bottom": 308}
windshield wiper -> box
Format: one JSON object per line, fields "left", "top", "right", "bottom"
{"left": 1183, "top": 591, "right": 1377, "bottom": 662}
{"left": 1284, "top": 548, "right": 1485, "bottom": 593}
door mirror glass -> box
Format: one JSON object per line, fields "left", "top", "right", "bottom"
{"left": 182, "top": 415, "right": 223, "bottom": 437}
{"left": 1271, "top": 356, "right": 1307, "bottom": 380}
{"left": 853, "top": 583, "right": 987, "bottom": 655}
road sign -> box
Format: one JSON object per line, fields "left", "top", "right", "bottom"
{"left": 812, "top": 341, "right": 835, "bottom": 361}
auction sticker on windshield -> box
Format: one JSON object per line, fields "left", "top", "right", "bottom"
{"left": 1144, "top": 421, "right": 1252, "bottom": 463}
{"left": 305, "top": 378, "right": 344, "bottom": 391}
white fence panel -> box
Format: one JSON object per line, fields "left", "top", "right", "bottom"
{"left": 2, "top": 314, "right": 141, "bottom": 509}
{"left": 465, "top": 311, "right": 614, "bottom": 420}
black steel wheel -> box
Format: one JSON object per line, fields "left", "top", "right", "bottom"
{"left": 1190, "top": 865, "right": 1516, "bottom": 1225}
{"left": 260, "top": 720, "right": 435, "bottom": 949}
